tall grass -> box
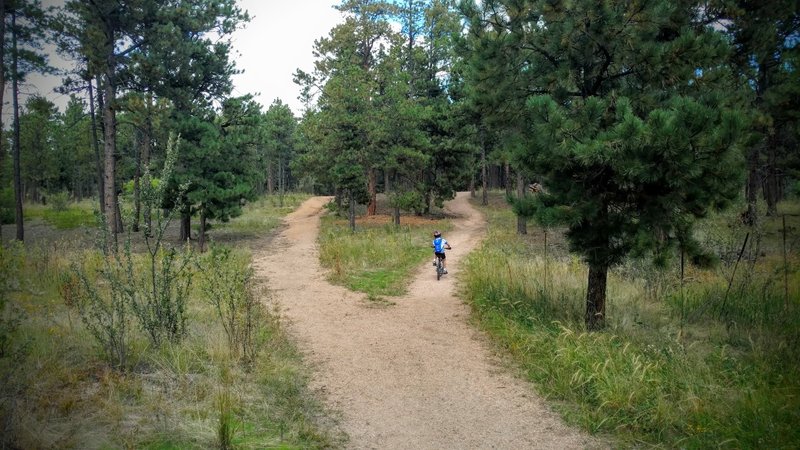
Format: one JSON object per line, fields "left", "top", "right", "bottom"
{"left": 0, "top": 194, "right": 343, "bottom": 449}
{"left": 318, "top": 217, "right": 450, "bottom": 297}
{"left": 461, "top": 193, "right": 800, "bottom": 448}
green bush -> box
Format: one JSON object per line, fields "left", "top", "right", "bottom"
{"left": 199, "top": 246, "right": 263, "bottom": 364}
{"left": 790, "top": 179, "right": 800, "bottom": 198}
{"left": 49, "top": 191, "right": 70, "bottom": 212}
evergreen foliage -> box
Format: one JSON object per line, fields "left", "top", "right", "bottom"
{"left": 461, "top": 0, "right": 747, "bottom": 329}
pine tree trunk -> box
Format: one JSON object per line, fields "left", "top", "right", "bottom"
{"left": 267, "top": 159, "right": 274, "bottom": 195}
{"left": 481, "top": 128, "right": 488, "bottom": 206}
{"left": 469, "top": 173, "right": 475, "bottom": 198}
{"left": 90, "top": 78, "right": 105, "bottom": 215}
{"left": 516, "top": 172, "right": 527, "bottom": 235}
{"left": 505, "top": 161, "right": 511, "bottom": 198}
{"left": 199, "top": 209, "right": 207, "bottom": 253}
{"left": 367, "top": 168, "right": 377, "bottom": 216}
{"left": 279, "top": 156, "right": 285, "bottom": 207}
{"left": 391, "top": 171, "right": 399, "bottom": 225}
{"left": 585, "top": 262, "right": 608, "bottom": 330}
{"left": 101, "top": 36, "right": 120, "bottom": 245}
{"left": 0, "top": 0, "right": 5, "bottom": 242}
{"left": 115, "top": 197, "right": 123, "bottom": 233}
{"left": 348, "top": 189, "right": 356, "bottom": 232}
{"left": 764, "top": 141, "right": 778, "bottom": 216}
{"left": 142, "top": 107, "right": 152, "bottom": 232}
{"left": 744, "top": 144, "right": 760, "bottom": 226}
{"left": 11, "top": 12, "right": 23, "bottom": 241}
{"left": 180, "top": 207, "right": 191, "bottom": 242}
{"left": 133, "top": 130, "right": 142, "bottom": 232}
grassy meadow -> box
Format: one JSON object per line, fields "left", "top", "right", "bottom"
{"left": 461, "top": 192, "right": 800, "bottom": 448}
{"left": 0, "top": 193, "right": 342, "bottom": 449}
{"left": 317, "top": 204, "right": 451, "bottom": 302}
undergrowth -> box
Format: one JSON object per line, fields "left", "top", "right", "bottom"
{"left": 461, "top": 192, "right": 800, "bottom": 448}
{"left": 0, "top": 193, "right": 342, "bottom": 449}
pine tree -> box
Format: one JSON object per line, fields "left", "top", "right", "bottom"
{"left": 295, "top": 0, "right": 400, "bottom": 226}
{"left": 261, "top": 100, "right": 297, "bottom": 200}
{"left": 463, "top": 0, "right": 747, "bottom": 329}
{"left": 708, "top": 0, "right": 800, "bottom": 220}
{"left": 4, "top": 0, "right": 53, "bottom": 241}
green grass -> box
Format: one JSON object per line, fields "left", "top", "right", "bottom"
{"left": 0, "top": 194, "right": 343, "bottom": 449}
{"left": 461, "top": 192, "right": 800, "bottom": 448}
{"left": 212, "top": 193, "right": 310, "bottom": 238}
{"left": 23, "top": 199, "right": 98, "bottom": 229}
{"left": 318, "top": 217, "right": 451, "bottom": 297}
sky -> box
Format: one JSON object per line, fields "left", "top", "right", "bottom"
{"left": 14, "top": 0, "right": 344, "bottom": 119}
{"left": 229, "top": 0, "right": 343, "bottom": 115}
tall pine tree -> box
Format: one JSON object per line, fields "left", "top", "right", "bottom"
{"left": 462, "top": 0, "right": 747, "bottom": 329}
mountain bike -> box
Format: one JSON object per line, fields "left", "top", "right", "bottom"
{"left": 434, "top": 254, "right": 445, "bottom": 280}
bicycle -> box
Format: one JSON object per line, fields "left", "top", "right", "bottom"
{"left": 434, "top": 254, "right": 445, "bottom": 280}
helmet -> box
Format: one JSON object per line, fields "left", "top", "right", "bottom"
{"left": 433, "top": 230, "right": 441, "bottom": 237}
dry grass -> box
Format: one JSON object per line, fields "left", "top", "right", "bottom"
{"left": 461, "top": 191, "right": 800, "bottom": 448}
{"left": 0, "top": 194, "right": 343, "bottom": 449}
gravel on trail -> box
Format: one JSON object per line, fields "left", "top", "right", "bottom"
{"left": 252, "top": 192, "right": 602, "bottom": 449}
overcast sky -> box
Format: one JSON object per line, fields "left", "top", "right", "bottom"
{"left": 15, "top": 0, "right": 343, "bottom": 119}
{"left": 230, "top": 0, "right": 343, "bottom": 114}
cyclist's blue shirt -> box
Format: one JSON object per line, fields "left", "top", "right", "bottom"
{"left": 433, "top": 237, "right": 448, "bottom": 253}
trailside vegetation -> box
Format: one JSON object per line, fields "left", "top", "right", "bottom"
{"left": 462, "top": 192, "right": 800, "bottom": 448}
{"left": 461, "top": 0, "right": 747, "bottom": 330}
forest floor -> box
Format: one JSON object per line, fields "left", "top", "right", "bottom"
{"left": 252, "top": 192, "right": 603, "bottom": 449}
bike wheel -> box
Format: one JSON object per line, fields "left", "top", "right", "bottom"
{"left": 436, "top": 260, "right": 442, "bottom": 280}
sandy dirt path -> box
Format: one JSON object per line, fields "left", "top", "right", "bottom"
{"left": 252, "top": 192, "right": 599, "bottom": 449}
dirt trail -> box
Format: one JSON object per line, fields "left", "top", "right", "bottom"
{"left": 252, "top": 192, "right": 598, "bottom": 449}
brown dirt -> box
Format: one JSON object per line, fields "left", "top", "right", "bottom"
{"left": 252, "top": 192, "right": 602, "bottom": 449}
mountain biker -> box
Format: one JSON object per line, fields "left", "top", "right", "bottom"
{"left": 432, "top": 230, "right": 452, "bottom": 274}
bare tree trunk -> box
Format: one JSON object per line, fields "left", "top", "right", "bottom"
{"left": 115, "top": 198, "right": 123, "bottom": 233}
{"left": 764, "top": 140, "right": 779, "bottom": 216}
{"left": 0, "top": 0, "right": 6, "bottom": 242}
{"left": 133, "top": 129, "right": 142, "bottom": 232}
{"left": 180, "top": 209, "right": 191, "bottom": 242}
{"left": 199, "top": 208, "right": 207, "bottom": 252}
{"left": 11, "top": 12, "right": 23, "bottom": 241}
{"left": 505, "top": 161, "right": 511, "bottom": 198}
{"left": 267, "top": 159, "right": 274, "bottom": 195}
{"left": 481, "top": 128, "right": 488, "bottom": 206}
{"left": 103, "top": 64, "right": 119, "bottom": 243}
{"left": 367, "top": 167, "right": 377, "bottom": 216}
{"left": 516, "top": 171, "right": 527, "bottom": 235}
{"left": 744, "top": 144, "right": 760, "bottom": 226}
{"left": 585, "top": 262, "right": 608, "bottom": 331}
{"left": 469, "top": 173, "right": 475, "bottom": 198}
{"left": 90, "top": 77, "right": 105, "bottom": 215}
{"left": 279, "top": 156, "right": 286, "bottom": 207}
{"left": 348, "top": 189, "right": 356, "bottom": 232}
{"left": 142, "top": 101, "right": 152, "bottom": 232}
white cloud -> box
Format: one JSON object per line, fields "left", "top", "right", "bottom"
{"left": 230, "top": 0, "right": 343, "bottom": 115}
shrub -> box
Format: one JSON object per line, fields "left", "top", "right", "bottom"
{"left": 199, "top": 246, "right": 263, "bottom": 364}
{"left": 49, "top": 191, "right": 70, "bottom": 212}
